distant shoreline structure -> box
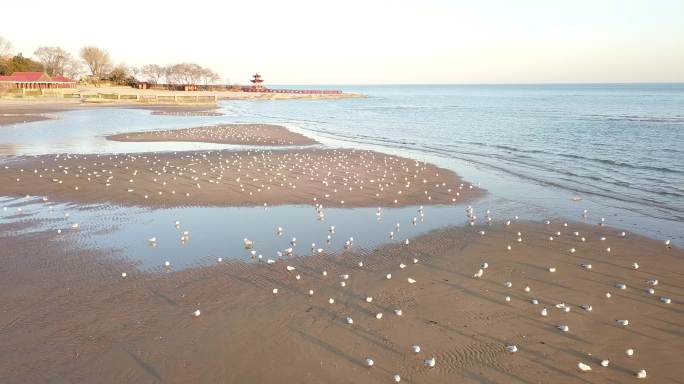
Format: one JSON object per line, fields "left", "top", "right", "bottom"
{"left": 241, "top": 87, "right": 342, "bottom": 95}
{"left": 241, "top": 73, "right": 342, "bottom": 95}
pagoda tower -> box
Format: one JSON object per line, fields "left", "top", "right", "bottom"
{"left": 250, "top": 73, "right": 264, "bottom": 90}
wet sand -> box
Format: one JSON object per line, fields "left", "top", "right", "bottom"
{"left": 106, "top": 124, "right": 318, "bottom": 146}
{"left": 0, "top": 149, "right": 480, "bottom": 208}
{"left": 0, "top": 217, "right": 681, "bottom": 383}
{"left": 0, "top": 102, "right": 76, "bottom": 125}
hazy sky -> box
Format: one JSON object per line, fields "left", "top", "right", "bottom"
{"left": 3, "top": 0, "right": 683, "bottom": 84}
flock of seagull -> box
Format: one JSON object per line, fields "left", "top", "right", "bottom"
{"left": 2, "top": 148, "right": 472, "bottom": 208}
{"left": 154, "top": 203, "right": 672, "bottom": 382}
{"left": 108, "top": 124, "right": 316, "bottom": 146}
{"left": 3, "top": 152, "right": 676, "bottom": 382}
{"left": 1, "top": 123, "right": 677, "bottom": 382}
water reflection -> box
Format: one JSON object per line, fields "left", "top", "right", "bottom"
{"left": 2, "top": 196, "right": 522, "bottom": 270}
{"left": 0, "top": 107, "right": 317, "bottom": 156}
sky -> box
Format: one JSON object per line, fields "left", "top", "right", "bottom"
{"left": 2, "top": 0, "right": 684, "bottom": 84}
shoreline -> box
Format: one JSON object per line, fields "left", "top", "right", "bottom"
{"left": 0, "top": 100, "right": 222, "bottom": 126}
{"left": 0, "top": 88, "right": 364, "bottom": 126}
{"left": 0, "top": 216, "right": 681, "bottom": 383}
{"left": 0, "top": 94, "right": 682, "bottom": 383}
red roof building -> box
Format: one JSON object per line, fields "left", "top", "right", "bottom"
{"left": 0, "top": 72, "right": 77, "bottom": 89}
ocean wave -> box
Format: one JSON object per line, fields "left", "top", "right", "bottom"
{"left": 582, "top": 114, "right": 684, "bottom": 123}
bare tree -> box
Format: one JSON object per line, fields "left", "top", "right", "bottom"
{"left": 34, "top": 46, "right": 72, "bottom": 76}
{"left": 63, "top": 57, "right": 84, "bottom": 80}
{"left": 200, "top": 67, "right": 220, "bottom": 85}
{"left": 79, "top": 46, "right": 112, "bottom": 78}
{"left": 140, "top": 64, "right": 166, "bottom": 84}
{"left": 0, "top": 36, "right": 11, "bottom": 59}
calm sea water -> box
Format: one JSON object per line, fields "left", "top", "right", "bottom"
{"left": 1, "top": 84, "right": 682, "bottom": 267}
{"left": 228, "top": 84, "right": 684, "bottom": 243}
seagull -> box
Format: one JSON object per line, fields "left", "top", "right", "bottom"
{"left": 632, "top": 262, "right": 639, "bottom": 270}
{"left": 328, "top": 298, "right": 335, "bottom": 304}
{"left": 394, "top": 309, "right": 403, "bottom": 316}
{"left": 243, "top": 238, "right": 254, "bottom": 249}
{"left": 647, "top": 278, "right": 658, "bottom": 286}
{"left": 272, "top": 288, "right": 278, "bottom": 294}
{"left": 408, "top": 277, "right": 416, "bottom": 284}
{"left": 286, "top": 265, "right": 296, "bottom": 271}
{"left": 121, "top": 272, "right": 127, "bottom": 279}
{"left": 411, "top": 345, "right": 421, "bottom": 353}
{"left": 636, "top": 369, "right": 647, "bottom": 379}
{"left": 580, "top": 304, "right": 593, "bottom": 311}
{"left": 615, "top": 283, "right": 627, "bottom": 290}
{"left": 365, "top": 358, "right": 374, "bottom": 367}
{"left": 506, "top": 345, "right": 518, "bottom": 353}
{"left": 600, "top": 360, "right": 610, "bottom": 367}
{"left": 660, "top": 297, "right": 672, "bottom": 304}
{"left": 541, "top": 308, "right": 548, "bottom": 317}
{"left": 375, "top": 313, "right": 383, "bottom": 319}
{"left": 473, "top": 269, "right": 484, "bottom": 278}
{"left": 626, "top": 348, "right": 634, "bottom": 357}
{"left": 505, "top": 281, "right": 513, "bottom": 288}
{"left": 192, "top": 309, "right": 201, "bottom": 317}
{"left": 548, "top": 267, "right": 557, "bottom": 273}
{"left": 557, "top": 324, "right": 570, "bottom": 332}
{"left": 346, "top": 316, "right": 354, "bottom": 325}
{"left": 393, "top": 374, "right": 401, "bottom": 382}
{"left": 578, "top": 362, "right": 591, "bottom": 372}
{"left": 616, "top": 319, "right": 629, "bottom": 326}
{"left": 424, "top": 357, "right": 436, "bottom": 368}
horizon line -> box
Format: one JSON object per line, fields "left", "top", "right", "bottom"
{"left": 265, "top": 81, "right": 684, "bottom": 87}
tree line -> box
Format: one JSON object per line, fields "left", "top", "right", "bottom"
{"left": 0, "top": 36, "right": 221, "bottom": 86}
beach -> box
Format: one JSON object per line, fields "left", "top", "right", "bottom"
{"left": 0, "top": 95, "right": 682, "bottom": 383}
{"left": 0, "top": 215, "right": 681, "bottom": 383}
